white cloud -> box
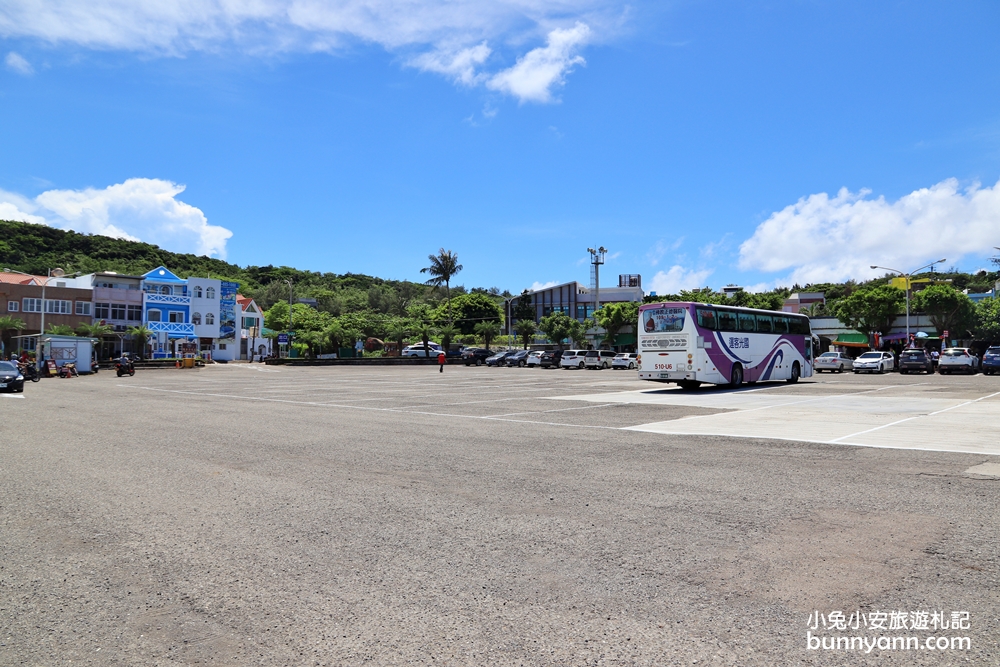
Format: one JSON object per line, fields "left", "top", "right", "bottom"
{"left": 487, "top": 23, "right": 590, "bottom": 103}
{"left": 530, "top": 280, "right": 560, "bottom": 291}
{"left": 0, "top": 1, "right": 615, "bottom": 102}
{"left": 648, "top": 266, "right": 714, "bottom": 295}
{"left": 409, "top": 42, "right": 490, "bottom": 85}
{"left": 0, "top": 178, "right": 233, "bottom": 258}
{"left": 647, "top": 237, "right": 685, "bottom": 266}
{"left": 4, "top": 51, "right": 33, "bottom": 75}
{"left": 739, "top": 178, "right": 1000, "bottom": 285}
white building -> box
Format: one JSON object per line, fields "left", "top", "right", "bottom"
{"left": 238, "top": 294, "right": 271, "bottom": 360}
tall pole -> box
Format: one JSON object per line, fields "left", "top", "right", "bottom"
{"left": 284, "top": 279, "right": 293, "bottom": 357}
{"left": 871, "top": 259, "right": 946, "bottom": 346}
{"left": 587, "top": 246, "right": 607, "bottom": 320}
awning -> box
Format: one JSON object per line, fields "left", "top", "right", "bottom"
{"left": 834, "top": 333, "right": 870, "bottom": 348}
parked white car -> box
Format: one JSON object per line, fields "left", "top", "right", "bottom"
{"left": 938, "top": 348, "right": 979, "bottom": 375}
{"left": 560, "top": 350, "right": 588, "bottom": 369}
{"left": 402, "top": 343, "right": 442, "bottom": 357}
{"left": 853, "top": 351, "right": 894, "bottom": 374}
{"left": 612, "top": 352, "right": 638, "bottom": 370}
{"left": 525, "top": 350, "right": 543, "bottom": 367}
{"left": 814, "top": 351, "right": 854, "bottom": 373}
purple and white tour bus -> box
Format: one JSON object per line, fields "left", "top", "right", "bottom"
{"left": 637, "top": 302, "right": 815, "bottom": 389}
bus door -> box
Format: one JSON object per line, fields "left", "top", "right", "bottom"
{"left": 736, "top": 312, "right": 758, "bottom": 382}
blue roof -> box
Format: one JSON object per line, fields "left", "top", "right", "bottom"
{"left": 143, "top": 266, "right": 186, "bottom": 283}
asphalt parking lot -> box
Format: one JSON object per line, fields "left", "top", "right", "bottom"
{"left": 2, "top": 363, "right": 999, "bottom": 665}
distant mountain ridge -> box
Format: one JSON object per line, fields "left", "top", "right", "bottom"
{"left": 0, "top": 219, "right": 411, "bottom": 292}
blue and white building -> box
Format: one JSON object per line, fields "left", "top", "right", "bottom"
{"left": 141, "top": 267, "right": 239, "bottom": 361}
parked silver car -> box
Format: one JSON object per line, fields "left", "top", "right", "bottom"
{"left": 814, "top": 351, "right": 854, "bottom": 373}
{"left": 938, "top": 348, "right": 979, "bottom": 375}
{"left": 853, "top": 351, "right": 894, "bottom": 374}
{"left": 584, "top": 350, "right": 617, "bottom": 369}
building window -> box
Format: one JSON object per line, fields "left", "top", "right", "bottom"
{"left": 205, "top": 312, "right": 215, "bottom": 325}
{"left": 147, "top": 309, "right": 161, "bottom": 322}
{"left": 242, "top": 316, "right": 256, "bottom": 328}
{"left": 205, "top": 287, "right": 216, "bottom": 299}
{"left": 111, "top": 303, "right": 127, "bottom": 320}
{"left": 194, "top": 286, "right": 203, "bottom": 298}
{"left": 7, "top": 300, "right": 18, "bottom": 312}
{"left": 160, "top": 285, "right": 172, "bottom": 295}
{"left": 22, "top": 298, "right": 42, "bottom": 313}
{"left": 218, "top": 343, "right": 226, "bottom": 350}
{"left": 95, "top": 302, "right": 110, "bottom": 319}
{"left": 75, "top": 301, "right": 92, "bottom": 316}
{"left": 168, "top": 311, "right": 185, "bottom": 323}
{"left": 44, "top": 299, "right": 72, "bottom": 314}
{"left": 192, "top": 312, "right": 202, "bottom": 325}
{"left": 127, "top": 305, "right": 142, "bottom": 321}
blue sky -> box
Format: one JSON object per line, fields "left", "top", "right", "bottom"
{"left": 2, "top": 1, "right": 1000, "bottom": 295}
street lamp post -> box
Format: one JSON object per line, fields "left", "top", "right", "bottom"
{"left": 284, "top": 279, "right": 293, "bottom": 357}
{"left": 870, "top": 259, "right": 946, "bottom": 344}
{"left": 503, "top": 297, "right": 514, "bottom": 350}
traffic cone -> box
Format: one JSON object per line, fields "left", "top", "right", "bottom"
{"left": 175, "top": 359, "right": 180, "bottom": 368}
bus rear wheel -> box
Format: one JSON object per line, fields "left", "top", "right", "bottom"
{"left": 786, "top": 361, "right": 800, "bottom": 384}
{"left": 729, "top": 364, "right": 743, "bottom": 389}
{"left": 678, "top": 380, "right": 701, "bottom": 390}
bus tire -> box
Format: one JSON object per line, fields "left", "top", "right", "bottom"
{"left": 678, "top": 380, "right": 701, "bottom": 390}
{"left": 787, "top": 361, "right": 800, "bottom": 384}
{"left": 729, "top": 364, "right": 743, "bottom": 389}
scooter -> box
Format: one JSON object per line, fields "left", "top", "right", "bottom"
{"left": 19, "top": 363, "right": 40, "bottom": 383}
{"left": 58, "top": 362, "right": 79, "bottom": 378}
{"left": 116, "top": 361, "right": 136, "bottom": 377}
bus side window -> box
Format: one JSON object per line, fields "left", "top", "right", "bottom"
{"left": 789, "top": 316, "right": 809, "bottom": 335}
{"left": 756, "top": 314, "right": 773, "bottom": 333}
{"left": 696, "top": 307, "right": 717, "bottom": 330}
{"left": 717, "top": 309, "right": 738, "bottom": 332}
{"left": 773, "top": 315, "right": 789, "bottom": 334}
{"left": 739, "top": 313, "right": 756, "bottom": 332}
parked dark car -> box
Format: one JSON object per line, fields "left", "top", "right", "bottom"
{"left": 898, "top": 348, "right": 933, "bottom": 374}
{"left": 0, "top": 361, "right": 25, "bottom": 393}
{"left": 485, "top": 351, "right": 515, "bottom": 367}
{"left": 462, "top": 348, "right": 494, "bottom": 366}
{"left": 505, "top": 350, "right": 531, "bottom": 367}
{"left": 982, "top": 346, "right": 1000, "bottom": 375}
{"left": 539, "top": 350, "right": 563, "bottom": 368}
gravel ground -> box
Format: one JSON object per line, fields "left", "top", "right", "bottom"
{"left": 1, "top": 364, "right": 998, "bottom": 666}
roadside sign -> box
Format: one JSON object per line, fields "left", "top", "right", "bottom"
{"left": 278, "top": 333, "right": 289, "bottom": 344}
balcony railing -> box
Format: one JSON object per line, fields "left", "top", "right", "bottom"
{"left": 147, "top": 321, "right": 195, "bottom": 337}
{"left": 145, "top": 293, "right": 191, "bottom": 305}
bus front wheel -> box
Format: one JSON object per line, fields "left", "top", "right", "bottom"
{"left": 786, "top": 361, "right": 800, "bottom": 384}
{"left": 729, "top": 364, "right": 743, "bottom": 389}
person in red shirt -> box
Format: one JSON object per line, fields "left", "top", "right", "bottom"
{"left": 437, "top": 350, "right": 446, "bottom": 373}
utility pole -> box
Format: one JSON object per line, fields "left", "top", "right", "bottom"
{"left": 284, "top": 278, "right": 293, "bottom": 357}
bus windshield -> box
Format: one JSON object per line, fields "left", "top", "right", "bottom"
{"left": 642, "top": 307, "right": 686, "bottom": 333}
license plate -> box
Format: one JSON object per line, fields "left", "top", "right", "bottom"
{"left": 659, "top": 373, "right": 668, "bottom": 378}
{"left": 0, "top": 383, "right": 6, "bottom": 388}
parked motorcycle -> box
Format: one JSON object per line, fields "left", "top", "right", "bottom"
{"left": 58, "top": 362, "right": 79, "bottom": 378}
{"left": 116, "top": 361, "right": 135, "bottom": 377}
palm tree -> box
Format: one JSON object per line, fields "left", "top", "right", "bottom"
{"left": 126, "top": 324, "right": 153, "bottom": 359}
{"left": 415, "top": 322, "right": 436, "bottom": 358}
{"left": 514, "top": 319, "right": 537, "bottom": 350}
{"left": 387, "top": 321, "right": 409, "bottom": 356}
{"left": 46, "top": 323, "right": 76, "bottom": 336}
{"left": 76, "top": 322, "right": 114, "bottom": 361}
{"left": 438, "top": 324, "right": 459, "bottom": 355}
{"left": 0, "top": 315, "right": 26, "bottom": 357}
{"left": 420, "top": 249, "right": 463, "bottom": 324}
{"left": 474, "top": 320, "right": 501, "bottom": 350}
